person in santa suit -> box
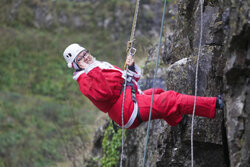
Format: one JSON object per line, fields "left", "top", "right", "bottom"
{"left": 63, "top": 43, "right": 223, "bottom": 129}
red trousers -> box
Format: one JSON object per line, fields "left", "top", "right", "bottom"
{"left": 130, "top": 89, "right": 216, "bottom": 129}
{"left": 108, "top": 89, "right": 216, "bottom": 129}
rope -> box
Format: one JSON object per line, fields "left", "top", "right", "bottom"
{"left": 191, "top": 0, "right": 204, "bottom": 167}
{"left": 123, "top": 0, "right": 140, "bottom": 69}
{"left": 120, "top": 0, "right": 140, "bottom": 166}
{"left": 129, "top": 0, "right": 140, "bottom": 46}
{"left": 142, "top": 0, "right": 167, "bottom": 166}
{"left": 120, "top": 68, "right": 128, "bottom": 167}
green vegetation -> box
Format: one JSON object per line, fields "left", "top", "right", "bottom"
{"left": 0, "top": 26, "right": 125, "bottom": 99}
{"left": 0, "top": 0, "right": 160, "bottom": 166}
{"left": 0, "top": 25, "right": 119, "bottom": 167}
{"left": 0, "top": 1, "right": 122, "bottom": 166}
{"left": 100, "top": 121, "right": 123, "bottom": 167}
{"left": 0, "top": 92, "right": 96, "bottom": 167}
{"left": 0, "top": 0, "right": 129, "bottom": 165}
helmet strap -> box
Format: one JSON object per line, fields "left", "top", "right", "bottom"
{"left": 72, "top": 61, "right": 83, "bottom": 71}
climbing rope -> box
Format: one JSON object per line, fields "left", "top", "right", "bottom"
{"left": 142, "top": 0, "right": 167, "bottom": 166}
{"left": 191, "top": 0, "right": 204, "bottom": 167}
{"left": 123, "top": 0, "right": 140, "bottom": 69}
{"left": 120, "top": 0, "right": 140, "bottom": 167}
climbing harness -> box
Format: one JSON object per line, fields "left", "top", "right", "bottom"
{"left": 112, "top": 72, "right": 143, "bottom": 131}
{"left": 120, "top": 80, "right": 143, "bottom": 126}
{"left": 191, "top": 0, "right": 204, "bottom": 167}
{"left": 142, "top": 0, "right": 167, "bottom": 166}
{"left": 120, "top": 0, "right": 140, "bottom": 166}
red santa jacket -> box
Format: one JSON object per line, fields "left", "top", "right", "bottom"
{"left": 73, "top": 61, "right": 141, "bottom": 127}
{"left": 73, "top": 60, "right": 217, "bottom": 129}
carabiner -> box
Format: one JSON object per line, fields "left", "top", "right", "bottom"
{"left": 129, "top": 47, "right": 136, "bottom": 57}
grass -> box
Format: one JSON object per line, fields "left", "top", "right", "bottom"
{"left": 0, "top": 20, "right": 132, "bottom": 167}
{"left": 0, "top": 24, "right": 118, "bottom": 166}
{"left": 0, "top": 0, "right": 160, "bottom": 166}
{"left": 0, "top": 91, "right": 99, "bottom": 167}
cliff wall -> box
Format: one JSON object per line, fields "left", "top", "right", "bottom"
{"left": 89, "top": 0, "right": 249, "bottom": 166}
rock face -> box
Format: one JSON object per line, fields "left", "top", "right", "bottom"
{"left": 88, "top": 0, "right": 249, "bottom": 167}
{"left": 223, "top": 0, "right": 250, "bottom": 166}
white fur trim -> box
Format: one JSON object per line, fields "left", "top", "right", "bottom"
{"left": 73, "top": 70, "right": 85, "bottom": 80}
{"left": 72, "top": 61, "right": 142, "bottom": 92}
{"left": 73, "top": 60, "right": 124, "bottom": 80}
{"left": 85, "top": 61, "right": 101, "bottom": 74}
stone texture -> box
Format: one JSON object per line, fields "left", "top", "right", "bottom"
{"left": 223, "top": 0, "right": 250, "bottom": 165}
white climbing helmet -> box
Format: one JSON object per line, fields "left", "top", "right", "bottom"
{"left": 63, "top": 43, "right": 86, "bottom": 68}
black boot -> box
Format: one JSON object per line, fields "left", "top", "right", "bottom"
{"left": 216, "top": 94, "right": 224, "bottom": 109}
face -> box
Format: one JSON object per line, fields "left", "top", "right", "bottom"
{"left": 75, "top": 50, "right": 93, "bottom": 65}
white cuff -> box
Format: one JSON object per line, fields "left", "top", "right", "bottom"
{"left": 73, "top": 70, "right": 85, "bottom": 81}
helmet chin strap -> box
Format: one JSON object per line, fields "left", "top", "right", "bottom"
{"left": 72, "top": 60, "right": 84, "bottom": 71}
